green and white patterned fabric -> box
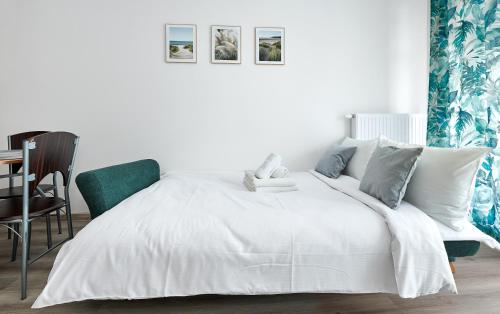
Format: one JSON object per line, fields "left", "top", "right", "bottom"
{"left": 428, "top": 0, "right": 499, "bottom": 240}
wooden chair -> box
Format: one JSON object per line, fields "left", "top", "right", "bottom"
{"left": 0, "top": 132, "right": 79, "bottom": 299}
{"left": 2, "top": 131, "right": 63, "bottom": 241}
{"left": 2, "top": 131, "right": 55, "bottom": 197}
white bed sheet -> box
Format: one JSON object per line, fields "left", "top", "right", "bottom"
{"left": 307, "top": 171, "right": 500, "bottom": 250}
{"left": 437, "top": 220, "right": 500, "bottom": 249}
{"left": 34, "top": 171, "right": 462, "bottom": 308}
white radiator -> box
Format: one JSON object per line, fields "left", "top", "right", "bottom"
{"left": 347, "top": 113, "right": 427, "bottom": 145}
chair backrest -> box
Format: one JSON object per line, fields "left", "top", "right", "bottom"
{"left": 8, "top": 131, "right": 49, "bottom": 173}
{"left": 25, "top": 132, "right": 79, "bottom": 197}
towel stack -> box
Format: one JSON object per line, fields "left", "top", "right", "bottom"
{"left": 244, "top": 153, "right": 297, "bottom": 192}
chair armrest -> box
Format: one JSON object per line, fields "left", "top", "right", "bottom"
{"left": 75, "top": 159, "right": 160, "bottom": 219}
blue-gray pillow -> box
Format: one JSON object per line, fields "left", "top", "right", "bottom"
{"left": 359, "top": 145, "right": 423, "bottom": 209}
{"left": 315, "top": 145, "right": 357, "bottom": 178}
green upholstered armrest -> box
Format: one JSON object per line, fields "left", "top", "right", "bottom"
{"left": 444, "top": 240, "right": 481, "bottom": 262}
{"left": 75, "top": 159, "right": 160, "bottom": 219}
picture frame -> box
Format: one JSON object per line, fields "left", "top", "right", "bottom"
{"left": 165, "top": 24, "right": 197, "bottom": 63}
{"left": 211, "top": 25, "right": 241, "bottom": 64}
{"left": 255, "top": 27, "right": 285, "bottom": 65}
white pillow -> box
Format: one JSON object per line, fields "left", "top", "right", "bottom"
{"left": 379, "top": 136, "right": 490, "bottom": 231}
{"left": 341, "top": 137, "right": 379, "bottom": 180}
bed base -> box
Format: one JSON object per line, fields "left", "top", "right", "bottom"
{"left": 444, "top": 240, "right": 481, "bottom": 274}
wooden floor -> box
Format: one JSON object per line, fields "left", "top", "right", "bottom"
{"left": 1, "top": 215, "right": 499, "bottom": 314}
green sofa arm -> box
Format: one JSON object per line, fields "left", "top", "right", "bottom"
{"left": 75, "top": 159, "right": 160, "bottom": 219}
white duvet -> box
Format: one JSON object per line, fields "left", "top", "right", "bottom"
{"left": 34, "top": 171, "right": 492, "bottom": 308}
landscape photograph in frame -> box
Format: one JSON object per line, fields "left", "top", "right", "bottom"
{"left": 166, "top": 24, "right": 197, "bottom": 63}
{"left": 211, "top": 25, "right": 241, "bottom": 64}
{"left": 255, "top": 27, "right": 285, "bottom": 65}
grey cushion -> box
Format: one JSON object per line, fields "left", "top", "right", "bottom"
{"left": 315, "top": 145, "right": 357, "bottom": 178}
{"left": 360, "top": 145, "right": 423, "bottom": 209}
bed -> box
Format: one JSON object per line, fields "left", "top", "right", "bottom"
{"left": 32, "top": 164, "right": 499, "bottom": 308}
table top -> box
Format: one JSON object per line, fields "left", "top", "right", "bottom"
{"left": 0, "top": 158, "right": 22, "bottom": 165}
{"left": 0, "top": 150, "right": 22, "bottom": 165}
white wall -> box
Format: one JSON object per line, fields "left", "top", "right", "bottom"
{"left": 0, "top": 0, "right": 429, "bottom": 213}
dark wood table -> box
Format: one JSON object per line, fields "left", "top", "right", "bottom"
{"left": 0, "top": 150, "right": 22, "bottom": 165}
{"left": 0, "top": 158, "right": 22, "bottom": 165}
{"left": 0, "top": 150, "right": 22, "bottom": 182}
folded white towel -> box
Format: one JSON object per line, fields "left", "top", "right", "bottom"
{"left": 244, "top": 171, "right": 296, "bottom": 188}
{"left": 255, "top": 153, "right": 282, "bottom": 179}
{"left": 271, "top": 166, "right": 289, "bottom": 178}
{"left": 244, "top": 179, "right": 298, "bottom": 193}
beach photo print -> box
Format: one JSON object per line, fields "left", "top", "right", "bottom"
{"left": 165, "top": 24, "right": 197, "bottom": 63}
{"left": 255, "top": 27, "right": 285, "bottom": 65}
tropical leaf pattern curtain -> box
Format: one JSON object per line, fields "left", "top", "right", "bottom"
{"left": 428, "top": 0, "right": 499, "bottom": 240}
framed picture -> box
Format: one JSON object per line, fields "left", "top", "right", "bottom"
{"left": 255, "top": 27, "right": 285, "bottom": 65}
{"left": 211, "top": 25, "right": 241, "bottom": 64}
{"left": 165, "top": 24, "right": 197, "bottom": 63}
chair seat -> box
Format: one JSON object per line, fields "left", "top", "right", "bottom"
{"left": 0, "top": 184, "right": 55, "bottom": 199}
{"left": 0, "top": 197, "right": 66, "bottom": 222}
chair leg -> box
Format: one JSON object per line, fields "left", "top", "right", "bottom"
{"left": 64, "top": 189, "right": 74, "bottom": 239}
{"left": 11, "top": 223, "right": 19, "bottom": 262}
{"left": 66, "top": 204, "right": 74, "bottom": 239}
{"left": 45, "top": 215, "right": 53, "bottom": 249}
{"left": 56, "top": 209, "right": 62, "bottom": 234}
{"left": 53, "top": 174, "right": 62, "bottom": 235}
{"left": 27, "top": 222, "right": 31, "bottom": 261}
{"left": 21, "top": 221, "right": 30, "bottom": 300}
{"left": 8, "top": 223, "right": 12, "bottom": 239}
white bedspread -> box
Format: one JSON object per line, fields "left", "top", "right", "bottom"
{"left": 310, "top": 171, "right": 457, "bottom": 297}
{"left": 34, "top": 171, "right": 458, "bottom": 308}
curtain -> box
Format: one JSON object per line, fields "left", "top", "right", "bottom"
{"left": 427, "top": 0, "right": 499, "bottom": 240}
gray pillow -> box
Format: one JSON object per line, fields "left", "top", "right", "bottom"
{"left": 360, "top": 145, "right": 423, "bottom": 209}
{"left": 315, "top": 145, "right": 357, "bottom": 178}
